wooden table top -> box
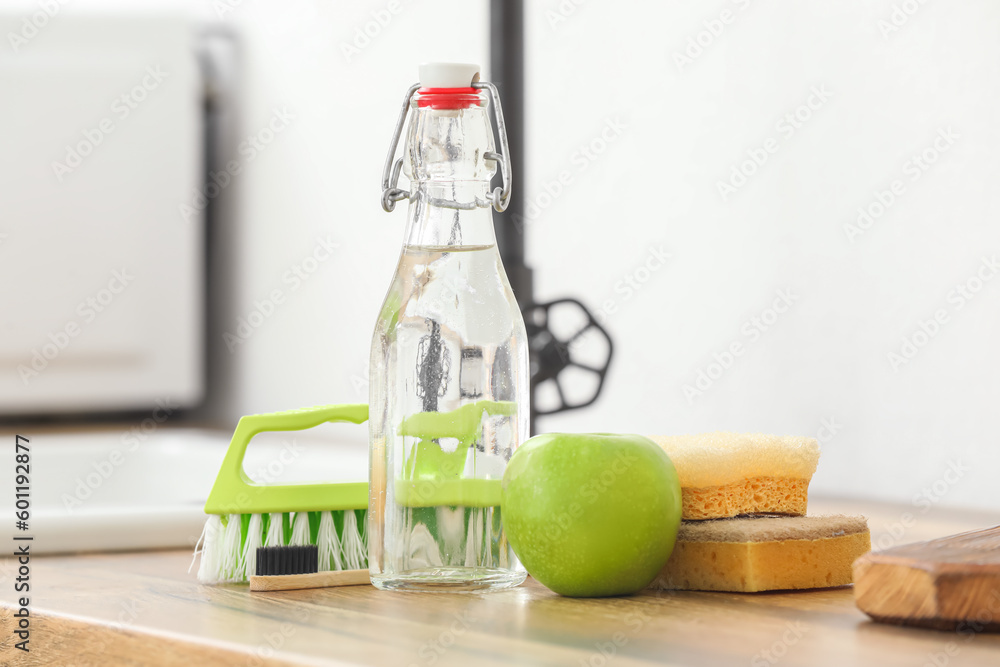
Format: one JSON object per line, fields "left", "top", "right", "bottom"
{"left": 3, "top": 497, "right": 1000, "bottom": 666}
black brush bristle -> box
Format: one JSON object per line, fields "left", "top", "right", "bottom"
{"left": 255, "top": 545, "right": 319, "bottom": 576}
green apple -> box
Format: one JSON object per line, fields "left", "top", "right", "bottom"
{"left": 501, "top": 433, "right": 681, "bottom": 597}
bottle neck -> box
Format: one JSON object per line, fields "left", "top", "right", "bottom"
{"left": 404, "top": 181, "right": 496, "bottom": 248}
{"left": 401, "top": 97, "right": 497, "bottom": 249}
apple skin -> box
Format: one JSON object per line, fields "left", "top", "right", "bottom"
{"left": 501, "top": 433, "right": 682, "bottom": 597}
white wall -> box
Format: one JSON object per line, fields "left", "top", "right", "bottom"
{"left": 198, "top": 1, "right": 491, "bottom": 427}
{"left": 525, "top": 1, "right": 1000, "bottom": 510}
{"left": 41, "top": 1, "right": 996, "bottom": 510}
{"left": 213, "top": 1, "right": 1000, "bottom": 510}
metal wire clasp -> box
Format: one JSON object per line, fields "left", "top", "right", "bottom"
{"left": 379, "top": 81, "right": 513, "bottom": 214}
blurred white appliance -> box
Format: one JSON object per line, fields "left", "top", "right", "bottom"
{"left": 0, "top": 9, "right": 206, "bottom": 415}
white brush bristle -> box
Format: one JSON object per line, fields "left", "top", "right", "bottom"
{"left": 241, "top": 513, "right": 264, "bottom": 580}
{"left": 219, "top": 514, "right": 244, "bottom": 582}
{"left": 265, "top": 512, "right": 285, "bottom": 547}
{"left": 341, "top": 510, "right": 367, "bottom": 570}
{"left": 193, "top": 514, "right": 223, "bottom": 583}
{"left": 317, "top": 511, "right": 343, "bottom": 571}
{"left": 192, "top": 508, "right": 368, "bottom": 584}
{"left": 289, "top": 511, "right": 311, "bottom": 546}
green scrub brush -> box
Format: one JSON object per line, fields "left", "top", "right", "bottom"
{"left": 193, "top": 403, "right": 369, "bottom": 584}
{"left": 193, "top": 400, "right": 519, "bottom": 584}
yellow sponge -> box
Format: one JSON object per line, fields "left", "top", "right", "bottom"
{"left": 653, "top": 515, "right": 871, "bottom": 592}
{"left": 648, "top": 433, "right": 820, "bottom": 520}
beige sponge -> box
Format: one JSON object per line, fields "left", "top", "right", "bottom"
{"left": 653, "top": 515, "right": 870, "bottom": 592}
{"left": 648, "top": 433, "right": 820, "bottom": 520}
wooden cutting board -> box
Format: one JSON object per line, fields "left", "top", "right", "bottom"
{"left": 854, "top": 525, "right": 1000, "bottom": 631}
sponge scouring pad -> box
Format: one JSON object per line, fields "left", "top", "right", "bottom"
{"left": 652, "top": 515, "right": 871, "bottom": 592}
{"left": 648, "top": 433, "right": 820, "bottom": 520}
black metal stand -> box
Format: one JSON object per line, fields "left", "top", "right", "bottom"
{"left": 489, "top": 0, "right": 533, "bottom": 309}
{"left": 489, "top": 0, "right": 612, "bottom": 435}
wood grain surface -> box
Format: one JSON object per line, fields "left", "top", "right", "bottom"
{"left": 854, "top": 525, "right": 1000, "bottom": 631}
{"left": 2, "top": 498, "right": 1000, "bottom": 666}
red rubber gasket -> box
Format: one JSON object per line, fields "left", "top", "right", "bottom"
{"left": 417, "top": 87, "right": 481, "bottom": 110}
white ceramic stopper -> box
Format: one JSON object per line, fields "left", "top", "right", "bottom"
{"left": 419, "top": 62, "right": 480, "bottom": 88}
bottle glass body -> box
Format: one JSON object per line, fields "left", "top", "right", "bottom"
{"left": 368, "top": 93, "right": 529, "bottom": 591}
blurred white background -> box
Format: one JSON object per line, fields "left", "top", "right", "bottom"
{"left": 524, "top": 1, "right": 1000, "bottom": 511}
{"left": 3, "top": 0, "right": 998, "bottom": 513}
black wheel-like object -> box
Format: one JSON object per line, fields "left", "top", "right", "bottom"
{"left": 522, "top": 298, "right": 614, "bottom": 419}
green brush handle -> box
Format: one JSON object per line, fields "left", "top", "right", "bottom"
{"left": 204, "top": 403, "right": 369, "bottom": 516}
{"left": 398, "top": 399, "right": 517, "bottom": 481}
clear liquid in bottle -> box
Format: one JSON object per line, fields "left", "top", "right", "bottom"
{"left": 369, "top": 244, "right": 529, "bottom": 591}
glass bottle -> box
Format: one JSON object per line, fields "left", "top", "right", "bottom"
{"left": 368, "top": 64, "right": 529, "bottom": 592}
